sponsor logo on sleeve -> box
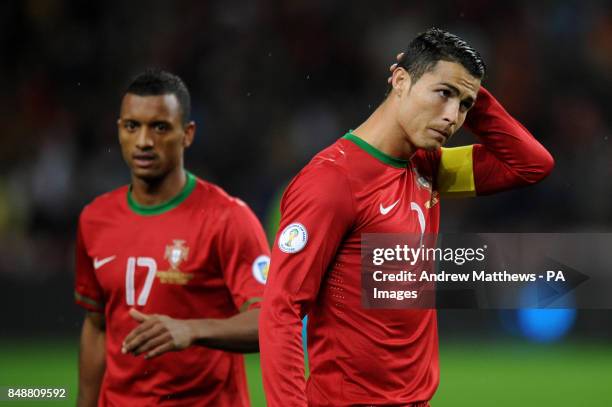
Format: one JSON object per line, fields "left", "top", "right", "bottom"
{"left": 278, "top": 223, "right": 308, "bottom": 253}
{"left": 252, "top": 255, "right": 270, "bottom": 284}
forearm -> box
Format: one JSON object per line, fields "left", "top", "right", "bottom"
{"left": 77, "top": 314, "right": 106, "bottom": 407}
{"left": 259, "top": 297, "right": 308, "bottom": 407}
{"left": 466, "top": 87, "right": 554, "bottom": 194}
{"left": 189, "top": 308, "right": 260, "bottom": 353}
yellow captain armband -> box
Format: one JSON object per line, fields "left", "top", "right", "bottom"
{"left": 437, "top": 145, "right": 476, "bottom": 198}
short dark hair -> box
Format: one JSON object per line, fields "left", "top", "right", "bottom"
{"left": 125, "top": 68, "right": 191, "bottom": 125}
{"left": 390, "top": 28, "right": 486, "bottom": 92}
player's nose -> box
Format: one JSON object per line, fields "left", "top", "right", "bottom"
{"left": 135, "top": 127, "right": 154, "bottom": 148}
{"left": 441, "top": 100, "right": 460, "bottom": 127}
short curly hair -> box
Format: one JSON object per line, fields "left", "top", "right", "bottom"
{"left": 125, "top": 68, "right": 191, "bottom": 125}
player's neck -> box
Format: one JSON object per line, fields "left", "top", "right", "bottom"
{"left": 130, "top": 167, "right": 187, "bottom": 207}
{"left": 352, "top": 99, "right": 415, "bottom": 160}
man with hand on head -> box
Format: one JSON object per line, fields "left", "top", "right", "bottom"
{"left": 260, "top": 28, "right": 553, "bottom": 406}
{"left": 75, "top": 68, "right": 270, "bottom": 406}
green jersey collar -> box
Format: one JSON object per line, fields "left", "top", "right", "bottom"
{"left": 342, "top": 131, "right": 408, "bottom": 169}
{"left": 127, "top": 171, "right": 196, "bottom": 216}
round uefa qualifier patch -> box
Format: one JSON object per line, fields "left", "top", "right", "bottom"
{"left": 278, "top": 223, "right": 308, "bottom": 253}
{"left": 252, "top": 255, "right": 270, "bottom": 284}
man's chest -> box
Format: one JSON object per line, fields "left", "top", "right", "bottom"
{"left": 325, "top": 167, "right": 441, "bottom": 308}
{"left": 86, "top": 217, "right": 224, "bottom": 308}
{"left": 354, "top": 166, "right": 440, "bottom": 236}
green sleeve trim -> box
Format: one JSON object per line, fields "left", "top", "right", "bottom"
{"left": 75, "top": 291, "right": 104, "bottom": 310}
{"left": 342, "top": 131, "right": 408, "bottom": 169}
{"left": 127, "top": 171, "right": 197, "bottom": 216}
{"left": 239, "top": 297, "right": 263, "bottom": 312}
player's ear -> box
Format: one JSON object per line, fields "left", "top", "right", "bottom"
{"left": 391, "top": 67, "right": 411, "bottom": 97}
{"left": 183, "top": 121, "right": 196, "bottom": 148}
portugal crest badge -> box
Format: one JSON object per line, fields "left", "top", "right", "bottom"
{"left": 157, "top": 240, "right": 194, "bottom": 284}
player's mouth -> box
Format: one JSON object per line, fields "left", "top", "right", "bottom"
{"left": 132, "top": 153, "right": 157, "bottom": 168}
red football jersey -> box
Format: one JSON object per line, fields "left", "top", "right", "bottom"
{"left": 260, "top": 88, "right": 554, "bottom": 406}
{"left": 75, "top": 172, "right": 270, "bottom": 407}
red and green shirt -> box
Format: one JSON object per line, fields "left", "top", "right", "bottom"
{"left": 260, "top": 88, "right": 554, "bottom": 406}
{"left": 75, "top": 172, "right": 270, "bottom": 406}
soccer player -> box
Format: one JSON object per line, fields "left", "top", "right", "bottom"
{"left": 259, "top": 28, "right": 554, "bottom": 406}
{"left": 74, "top": 69, "right": 270, "bottom": 406}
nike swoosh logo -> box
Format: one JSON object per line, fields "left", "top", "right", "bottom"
{"left": 379, "top": 199, "right": 400, "bottom": 215}
{"left": 93, "top": 255, "right": 116, "bottom": 270}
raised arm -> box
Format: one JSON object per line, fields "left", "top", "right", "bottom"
{"left": 437, "top": 86, "right": 554, "bottom": 197}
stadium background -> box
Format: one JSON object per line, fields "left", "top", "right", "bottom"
{"left": 0, "top": 0, "right": 611, "bottom": 405}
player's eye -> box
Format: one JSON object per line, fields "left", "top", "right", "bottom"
{"left": 437, "top": 89, "right": 451, "bottom": 99}
{"left": 154, "top": 123, "right": 169, "bottom": 132}
{"left": 460, "top": 101, "right": 473, "bottom": 113}
{"left": 124, "top": 121, "right": 138, "bottom": 131}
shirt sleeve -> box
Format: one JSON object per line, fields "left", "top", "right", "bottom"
{"left": 218, "top": 199, "right": 270, "bottom": 312}
{"left": 259, "top": 162, "right": 356, "bottom": 407}
{"left": 436, "top": 86, "right": 555, "bottom": 197}
{"left": 74, "top": 212, "right": 105, "bottom": 312}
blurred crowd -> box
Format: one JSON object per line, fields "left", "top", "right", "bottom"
{"left": 1, "top": 0, "right": 611, "bottom": 335}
